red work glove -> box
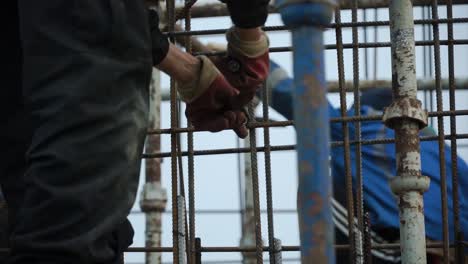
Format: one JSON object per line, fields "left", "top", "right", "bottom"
{"left": 210, "top": 27, "right": 269, "bottom": 108}
{"left": 177, "top": 55, "right": 249, "bottom": 138}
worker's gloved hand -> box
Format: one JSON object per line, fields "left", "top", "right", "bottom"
{"left": 178, "top": 55, "right": 249, "bottom": 138}
{"left": 210, "top": 27, "right": 269, "bottom": 108}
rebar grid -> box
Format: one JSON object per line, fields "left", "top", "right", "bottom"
{"left": 77, "top": 0, "right": 468, "bottom": 263}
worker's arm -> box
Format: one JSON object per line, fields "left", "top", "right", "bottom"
{"left": 148, "top": 1, "right": 269, "bottom": 109}
{"left": 148, "top": 10, "right": 248, "bottom": 138}
{"left": 146, "top": 2, "right": 271, "bottom": 137}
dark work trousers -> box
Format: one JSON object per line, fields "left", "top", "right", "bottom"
{"left": 1, "top": 1, "right": 152, "bottom": 263}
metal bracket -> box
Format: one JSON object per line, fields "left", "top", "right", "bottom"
{"left": 382, "top": 97, "right": 428, "bottom": 129}
{"left": 390, "top": 175, "right": 431, "bottom": 194}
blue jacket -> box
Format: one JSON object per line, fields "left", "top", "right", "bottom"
{"left": 267, "top": 60, "right": 468, "bottom": 242}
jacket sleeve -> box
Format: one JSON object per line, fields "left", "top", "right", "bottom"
{"left": 148, "top": 9, "right": 170, "bottom": 65}
{"left": 221, "top": 0, "right": 270, "bottom": 28}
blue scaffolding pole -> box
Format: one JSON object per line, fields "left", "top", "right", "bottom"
{"left": 275, "top": 1, "right": 337, "bottom": 263}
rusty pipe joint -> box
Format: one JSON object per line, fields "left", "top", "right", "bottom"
{"left": 390, "top": 175, "right": 430, "bottom": 194}
{"left": 140, "top": 182, "right": 168, "bottom": 213}
{"left": 382, "top": 97, "right": 428, "bottom": 130}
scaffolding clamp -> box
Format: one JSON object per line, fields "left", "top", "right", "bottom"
{"left": 140, "top": 182, "right": 167, "bottom": 213}
{"left": 382, "top": 97, "right": 428, "bottom": 129}
{"left": 390, "top": 175, "right": 430, "bottom": 194}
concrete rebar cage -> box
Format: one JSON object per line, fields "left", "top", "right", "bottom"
{"left": 125, "top": 0, "right": 468, "bottom": 263}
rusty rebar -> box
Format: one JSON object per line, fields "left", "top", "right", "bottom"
{"left": 175, "top": 0, "right": 197, "bottom": 22}
{"left": 0, "top": 241, "right": 463, "bottom": 254}
{"left": 352, "top": 0, "right": 365, "bottom": 262}
{"left": 118, "top": 240, "right": 462, "bottom": 253}
{"left": 262, "top": 83, "right": 276, "bottom": 264}
{"left": 364, "top": 212, "right": 372, "bottom": 264}
{"left": 178, "top": 196, "right": 187, "bottom": 264}
{"left": 431, "top": 0, "right": 450, "bottom": 261}
{"left": 195, "top": 238, "right": 201, "bottom": 264}
{"left": 142, "top": 133, "right": 468, "bottom": 159}
{"left": 446, "top": 0, "right": 463, "bottom": 262}
{"left": 241, "top": 133, "right": 257, "bottom": 264}
{"left": 166, "top": 0, "right": 179, "bottom": 262}
{"left": 157, "top": 78, "right": 468, "bottom": 103}
{"left": 247, "top": 102, "right": 264, "bottom": 263}
{"left": 273, "top": 238, "right": 282, "bottom": 263}
{"left": 184, "top": 1, "right": 196, "bottom": 262}
{"left": 147, "top": 109, "right": 468, "bottom": 135}
{"left": 165, "top": 18, "right": 468, "bottom": 37}
{"left": 335, "top": 7, "right": 356, "bottom": 263}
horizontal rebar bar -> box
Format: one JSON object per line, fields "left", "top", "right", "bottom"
{"left": 127, "top": 258, "right": 302, "bottom": 264}
{"left": 129, "top": 208, "right": 297, "bottom": 215}
{"left": 0, "top": 242, "right": 461, "bottom": 254}
{"left": 148, "top": 109, "right": 468, "bottom": 135}
{"left": 165, "top": 18, "right": 468, "bottom": 37}
{"left": 176, "top": 0, "right": 468, "bottom": 19}
{"left": 142, "top": 133, "right": 468, "bottom": 159}
{"left": 98, "top": 241, "right": 463, "bottom": 253}
{"left": 157, "top": 78, "right": 468, "bottom": 102}
{"left": 187, "top": 40, "right": 468, "bottom": 57}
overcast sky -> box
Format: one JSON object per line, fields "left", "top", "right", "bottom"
{"left": 125, "top": 2, "right": 468, "bottom": 263}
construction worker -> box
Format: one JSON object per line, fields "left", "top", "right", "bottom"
{"left": 1, "top": 1, "right": 269, "bottom": 263}
{"left": 264, "top": 60, "right": 468, "bottom": 263}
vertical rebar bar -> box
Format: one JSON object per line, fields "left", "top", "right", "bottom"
{"left": 364, "top": 212, "right": 372, "bottom": 264}
{"left": 247, "top": 102, "right": 264, "bottom": 264}
{"left": 141, "top": 68, "right": 167, "bottom": 264}
{"left": 430, "top": 0, "right": 450, "bottom": 261}
{"left": 237, "top": 138, "right": 245, "bottom": 234}
{"left": 178, "top": 196, "right": 187, "bottom": 264}
{"left": 426, "top": 6, "right": 435, "bottom": 128}
{"left": 335, "top": 7, "right": 357, "bottom": 263}
{"left": 383, "top": 0, "right": 431, "bottom": 262}
{"left": 166, "top": 0, "right": 179, "bottom": 262}
{"left": 273, "top": 238, "right": 283, "bottom": 264}
{"left": 352, "top": 0, "right": 365, "bottom": 262}
{"left": 276, "top": 0, "right": 336, "bottom": 263}
{"left": 363, "top": 8, "right": 369, "bottom": 80}
{"left": 262, "top": 83, "right": 276, "bottom": 264}
{"left": 184, "top": 1, "right": 196, "bottom": 262}
{"left": 241, "top": 134, "right": 257, "bottom": 264}
{"left": 373, "top": 8, "right": 378, "bottom": 80}
{"left": 195, "top": 238, "right": 202, "bottom": 264}
{"left": 446, "top": 0, "right": 463, "bottom": 262}
{"left": 422, "top": 7, "right": 430, "bottom": 114}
